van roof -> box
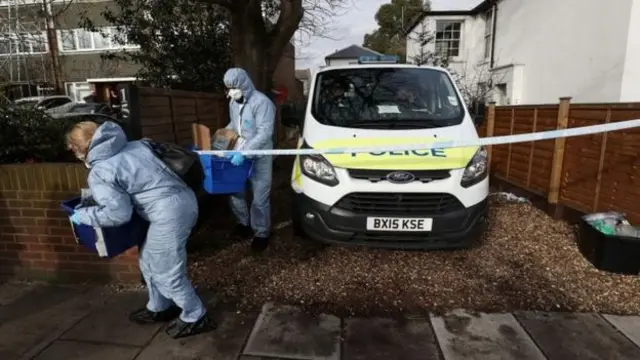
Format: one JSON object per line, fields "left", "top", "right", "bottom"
{"left": 316, "top": 63, "right": 449, "bottom": 74}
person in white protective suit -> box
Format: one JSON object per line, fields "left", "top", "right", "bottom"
{"left": 223, "top": 68, "right": 276, "bottom": 252}
{"left": 66, "top": 120, "right": 214, "bottom": 339}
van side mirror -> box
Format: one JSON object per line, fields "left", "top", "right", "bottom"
{"left": 470, "top": 101, "right": 486, "bottom": 127}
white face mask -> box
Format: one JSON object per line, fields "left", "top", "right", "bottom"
{"left": 227, "top": 88, "right": 243, "bottom": 101}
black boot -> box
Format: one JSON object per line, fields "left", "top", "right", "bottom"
{"left": 232, "top": 224, "right": 253, "bottom": 240}
{"left": 129, "top": 305, "right": 181, "bottom": 325}
{"left": 251, "top": 236, "right": 270, "bottom": 253}
{"left": 165, "top": 314, "right": 217, "bottom": 339}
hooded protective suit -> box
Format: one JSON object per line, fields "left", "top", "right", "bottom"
{"left": 223, "top": 68, "right": 275, "bottom": 238}
{"left": 74, "top": 121, "right": 206, "bottom": 323}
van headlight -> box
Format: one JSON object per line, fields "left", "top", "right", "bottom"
{"left": 461, "top": 147, "right": 488, "bottom": 188}
{"left": 300, "top": 155, "right": 339, "bottom": 186}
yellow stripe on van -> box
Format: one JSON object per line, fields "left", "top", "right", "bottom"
{"left": 292, "top": 139, "right": 303, "bottom": 186}
{"left": 312, "top": 137, "right": 478, "bottom": 170}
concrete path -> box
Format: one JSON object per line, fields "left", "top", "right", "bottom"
{"left": 1, "top": 282, "right": 640, "bottom": 360}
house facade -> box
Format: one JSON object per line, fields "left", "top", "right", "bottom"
{"left": 406, "top": 0, "right": 640, "bottom": 105}
{"left": 324, "top": 45, "right": 382, "bottom": 67}
{"left": 295, "top": 68, "right": 311, "bottom": 97}
{"left": 0, "top": 0, "right": 300, "bottom": 102}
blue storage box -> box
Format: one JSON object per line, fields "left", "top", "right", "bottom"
{"left": 198, "top": 154, "right": 253, "bottom": 194}
{"left": 61, "top": 198, "right": 149, "bottom": 258}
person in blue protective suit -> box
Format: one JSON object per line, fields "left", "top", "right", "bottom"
{"left": 65, "top": 120, "right": 214, "bottom": 339}
{"left": 223, "top": 68, "right": 276, "bottom": 252}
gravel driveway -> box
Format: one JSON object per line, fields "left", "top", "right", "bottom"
{"left": 187, "top": 158, "right": 640, "bottom": 316}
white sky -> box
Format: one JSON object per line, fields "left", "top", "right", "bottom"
{"left": 295, "top": 0, "right": 482, "bottom": 71}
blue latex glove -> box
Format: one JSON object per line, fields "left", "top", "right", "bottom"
{"left": 70, "top": 213, "right": 83, "bottom": 225}
{"left": 229, "top": 152, "right": 245, "bottom": 166}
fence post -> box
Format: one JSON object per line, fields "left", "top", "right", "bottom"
{"left": 593, "top": 107, "right": 611, "bottom": 211}
{"left": 547, "top": 97, "right": 571, "bottom": 206}
{"left": 486, "top": 102, "right": 496, "bottom": 170}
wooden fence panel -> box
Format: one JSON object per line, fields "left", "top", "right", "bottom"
{"left": 489, "top": 100, "right": 640, "bottom": 223}
{"left": 506, "top": 107, "right": 536, "bottom": 187}
{"left": 491, "top": 107, "right": 513, "bottom": 179}
{"left": 595, "top": 106, "right": 640, "bottom": 222}
{"left": 132, "top": 86, "right": 228, "bottom": 145}
{"left": 559, "top": 107, "right": 609, "bottom": 212}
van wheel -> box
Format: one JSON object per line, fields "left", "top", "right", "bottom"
{"left": 292, "top": 217, "right": 327, "bottom": 255}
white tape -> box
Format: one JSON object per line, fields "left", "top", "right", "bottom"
{"left": 196, "top": 119, "right": 640, "bottom": 157}
{"left": 94, "top": 227, "right": 108, "bottom": 257}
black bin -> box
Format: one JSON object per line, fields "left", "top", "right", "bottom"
{"left": 578, "top": 217, "right": 640, "bottom": 275}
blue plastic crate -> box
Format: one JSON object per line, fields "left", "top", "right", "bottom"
{"left": 199, "top": 154, "right": 253, "bottom": 194}
{"left": 60, "top": 198, "right": 149, "bottom": 258}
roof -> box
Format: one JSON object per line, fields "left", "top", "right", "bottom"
{"left": 295, "top": 69, "right": 311, "bottom": 80}
{"left": 324, "top": 45, "right": 382, "bottom": 60}
{"left": 405, "top": 0, "right": 493, "bottom": 34}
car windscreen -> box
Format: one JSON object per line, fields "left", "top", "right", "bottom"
{"left": 311, "top": 67, "right": 464, "bottom": 129}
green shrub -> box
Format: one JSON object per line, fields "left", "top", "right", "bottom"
{"left": 0, "top": 106, "right": 76, "bottom": 164}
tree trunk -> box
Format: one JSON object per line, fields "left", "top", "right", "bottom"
{"left": 230, "top": 8, "right": 269, "bottom": 93}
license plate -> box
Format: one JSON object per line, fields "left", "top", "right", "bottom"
{"left": 366, "top": 217, "right": 433, "bottom": 232}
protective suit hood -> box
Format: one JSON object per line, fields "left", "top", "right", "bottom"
{"left": 223, "top": 68, "right": 256, "bottom": 99}
{"left": 86, "top": 121, "right": 127, "bottom": 166}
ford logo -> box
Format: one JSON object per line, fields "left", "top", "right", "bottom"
{"left": 386, "top": 171, "right": 415, "bottom": 183}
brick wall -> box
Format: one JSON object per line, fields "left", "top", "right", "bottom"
{"left": 0, "top": 164, "right": 140, "bottom": 283}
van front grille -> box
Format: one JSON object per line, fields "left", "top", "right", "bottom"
{"left": 334, "top": 192, "right": 464, "bottom": 215}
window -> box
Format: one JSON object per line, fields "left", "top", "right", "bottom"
{"left": 484, "top": 8, "right": 494, "bottom": 59}
{"left": 60, "top": 30, "right": 76, "bottom": 51}
{"left": 0, "top": 32, "right": 48, "bottom": 55}
{"left": 435, "top": 20, "right": 462, "bottom": 58}
{"left": 311, "top": 67, "right": 464, "bottom": 130}
{"left": 57, "top": 27, "right": 139, "bottom": 52}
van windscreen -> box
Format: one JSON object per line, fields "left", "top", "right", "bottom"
{"left": 311, "top": 67, "right": 464, "bottom": 129}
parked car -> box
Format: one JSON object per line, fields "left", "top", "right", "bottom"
{"left": 14, "top": 95, "right": 73, "bottom": 111}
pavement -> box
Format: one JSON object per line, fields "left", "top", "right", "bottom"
{"left": 2, "top": 281, "right": 640, "bottom": 360}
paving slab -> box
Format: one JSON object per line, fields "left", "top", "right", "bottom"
{"left": 61, "top": 290, "right": 159, "bottom": 347}
{"left": 32, "top": 340, "right": 139, "bottom": 360}
{"left": 343, "top": 317, "right": 441, "bottom": 360}
{"left": 603, "top": 315, "right": 640, "bottom": 348}
{"left": 136, "top": 310, "right": 259, "bottom": 360}
{"left": 243, "top": 303, "right": 341, "bottom": 360}
{"left": 431, "top": 309, "right": 545, "bottom": 360}
{"left": 0, "top": 282, "right": 39, "bottom": 306}
{"left": 515, "top": 312, "right": 640, "bottom": 360}
{"left": 0, "top": 285, "right": 111, "bottom": 360}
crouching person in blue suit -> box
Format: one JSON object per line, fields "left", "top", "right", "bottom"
{"left": 66, "top": 120, "right": 214, "bottom": 339}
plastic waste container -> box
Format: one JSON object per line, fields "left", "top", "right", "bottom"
{"left": 578, "top": 214, "right": 640, "bottom": 275}
{"left": 60, "top": 197, "right": 149, "bottom": 258}
{"left": 188, "top": 146, "right": 253, "bottom": 194}
{"left": 199, "top": 154, "right": 253, "bottom": 194}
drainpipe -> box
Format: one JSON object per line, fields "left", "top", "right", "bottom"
{"left": 490, "top": 1, "right": 498, "bottom": 68}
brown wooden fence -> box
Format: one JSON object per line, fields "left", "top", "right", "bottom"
{"left": 128, "top": 86, "right": 229, "bottom": 146}
{"left": 127, "top": 85, "right": 292, "bottom": 148}
{"left": 481, "top": 98, "right": 640, "bottom": 223}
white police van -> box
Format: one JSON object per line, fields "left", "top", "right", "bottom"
{"left": 289, "top": 56, "right": 489, "bottom": 249}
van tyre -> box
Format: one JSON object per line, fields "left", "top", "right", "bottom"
{"left": 292, "top": 217, "right": 327, "bottom": 255}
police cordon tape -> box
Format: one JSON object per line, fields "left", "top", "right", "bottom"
{"left": 195, "top": 119, "right": 640, "bottom": 157}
